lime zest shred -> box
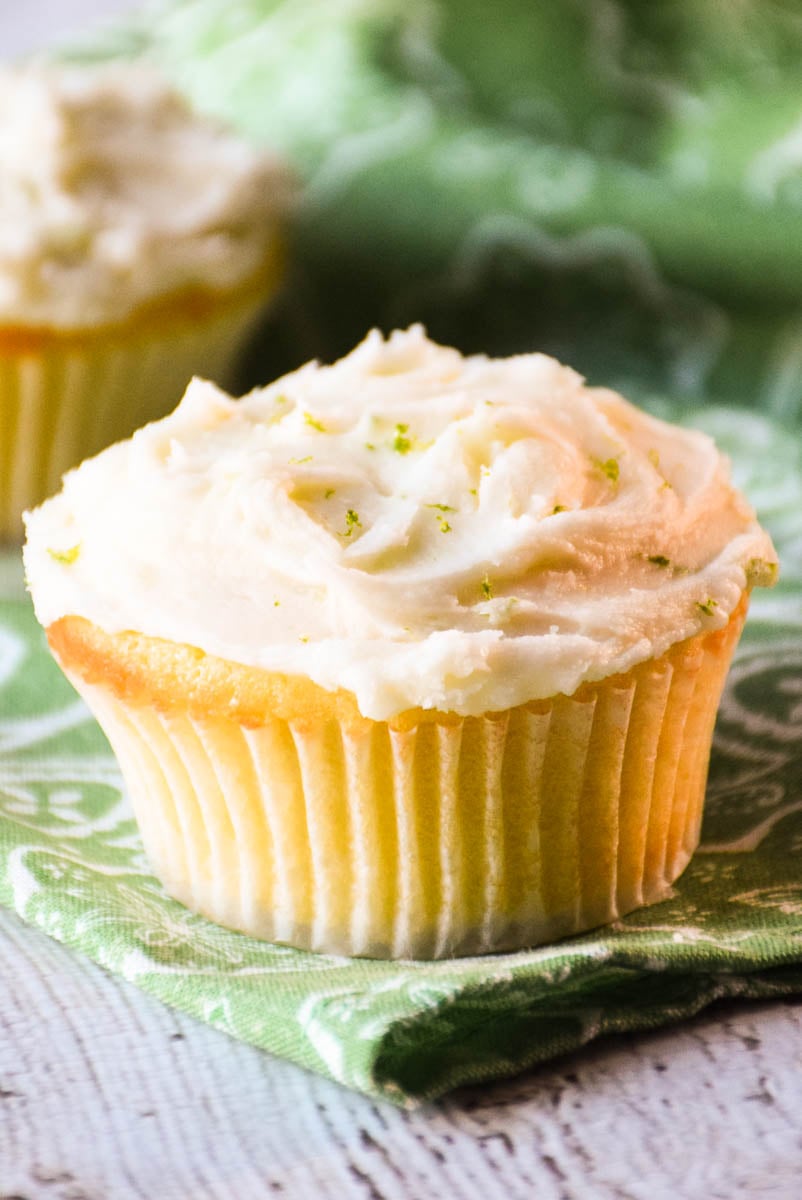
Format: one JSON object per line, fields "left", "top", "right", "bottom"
{"left": 47, "top": 545, "right": 81, "bottom": 565}
{"left": 343, "top": 508, "right": 362, "bottom": 537}
{"left": 648, "top": 448, "right": 660, "bottom": 469}
{"left": 591, "top": 456, "right": 620, "bottom": 485}
{"left": 392, "top": 423, "right": 412, "bottom": 454}
{"left": 324, "top": 488, "right": 336, "bottom": 499}
{"left": 481, "top": 574, "right": 493, "bottom": 600}
{"left": 289, "top": 455, "right": 313, "bottom": 465}
{"left": 648, "top": 554, "right": 671, "bottom": 568}
{"left": 552, "top": 504, "right": 567, "bottom": 515}
{"left": 438, "top": 516, "right": 452, "bottom": 533}
{"left": 425, "top": 503, "right": 455, "bottom": 514}
{"left": 303, "top": 411, "right": 327, "bottom": 433}
{"left": 746, "top": 558, "right": 779, "bottom": 586}
{"left": 696, "top": 598, "right": 718, "bottom": 617}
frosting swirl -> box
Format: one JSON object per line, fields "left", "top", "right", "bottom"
{"left": 23, "top": 327, "right": 777, "bottom": 718}
{"left": 0, "top": 63, "right": 289, "bottom": 328}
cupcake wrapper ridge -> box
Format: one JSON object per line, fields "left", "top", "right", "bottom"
{"left": 0, "top": 280, "right": 276, "bottom": 542}
{"left": 63, "top": 602, "right": 747, "bottom": 960}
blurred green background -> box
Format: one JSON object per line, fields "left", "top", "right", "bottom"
{"left": 61, "top": 0, "right": 802, "bottom": 434}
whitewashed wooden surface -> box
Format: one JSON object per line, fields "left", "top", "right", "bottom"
{"left": 1, "top": 902, "right": 801, "bottom": 1200}
{"left": 3, "top": 5, "right": 802, "bottom": 1197}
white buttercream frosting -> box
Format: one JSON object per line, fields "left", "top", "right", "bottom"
{"left": 0, "top": 63, "right": 288, "bottom": 328}
{"left": 24, "top": 327, "right": 777, "bottom": 719}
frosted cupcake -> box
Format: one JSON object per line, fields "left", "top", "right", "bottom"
{"left": 0, "top": 62, "right": 289, "bottom": 541}
{"left": 23, "top": 328, "right": 777, "bottom": 958}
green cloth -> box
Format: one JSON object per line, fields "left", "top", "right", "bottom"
{"left": 1, "top": 404, "right": 800, "bottom": 1105}
{"left": 71, "top": 0, "right": 802, "bottom": 419}
{"left": 1, "top": 0, "right": 795, "bottom": 1104}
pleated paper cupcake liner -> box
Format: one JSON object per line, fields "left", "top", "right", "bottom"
{"left": 63, "top": 601, "right": 748, "bottom": 960}
{"left": 0, "top": 279, "right": 277, "bottom": 542}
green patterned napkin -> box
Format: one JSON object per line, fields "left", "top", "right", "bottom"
{"left": 1, "top": 406, "right": 800, "bottom": 1106}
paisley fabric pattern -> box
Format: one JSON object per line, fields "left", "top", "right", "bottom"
{"left": 1, "top": 0, "right": 794, "bottom": 1102}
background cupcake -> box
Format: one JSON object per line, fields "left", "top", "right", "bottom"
{"left": 23, "top": 328, "right": 778, "bottom": 959}
{"left": 0, "top": 61, "right": 289, "bottom": 541}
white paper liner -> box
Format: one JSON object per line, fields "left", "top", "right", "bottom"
{"left": 1, "top": 284, "right": 272, "bottom": 541}
{"left": 62, "top": 605, "right": 746, "bottom": 959}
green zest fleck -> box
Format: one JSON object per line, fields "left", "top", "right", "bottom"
{"left": 481, "top": 574, "right": 493, "bottom": 600}
{"left": 425, "top": 503, "right": 455, "bottom": 514}
{"left": 303, "top": 411, "right": 326, "bottom": 433}
{"left": 746, "top": 558, "right": 779, "bottom": 586}
{"left": 592, "top": 456, "right": 620, "bottom": 485}
{"left": 299, "top": 636, "right": 310, "bottom": 643}
{"left": 47, "top": 545, "right": 81, "bottom": 565}
{"left": 697, "top": 598, "right": 718, "bottom": 617}
{"left": 343, "top": 509, "right": 362, "bottom": 537}
{"left": 324, "top": 488, "right": 336, "bottom": 499}
{"left": 392, "top": 423, "right": 412, "bottom": 454}
{"left": 437, "top": 516, "right": 452, "bottom": 533}
{"left": 648, "top": 554, "right": 671, "bottom": 568}
{"left": 289, "top": 455, "right": 313, "bottom": 465}
{"left": 275, "top": 393, "right": 288, "bottom": 405}
{"left": 273, "top": 600, "right": 281, "bottom": 607}
{"left": 365, "top": 442, "right": 376, "bottom": 451}
{"left": 552, "top": 504, "right": 567, "bottom": 515}
{"left": 648, "top": 448, "right": 660, "bottom": 469}
{"left": 469, "top": 488, "right": 477, "bottom": 497}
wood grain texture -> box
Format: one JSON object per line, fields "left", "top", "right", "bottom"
{"left": 1, "top": 904, "right": 801, "bottom": 1200}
